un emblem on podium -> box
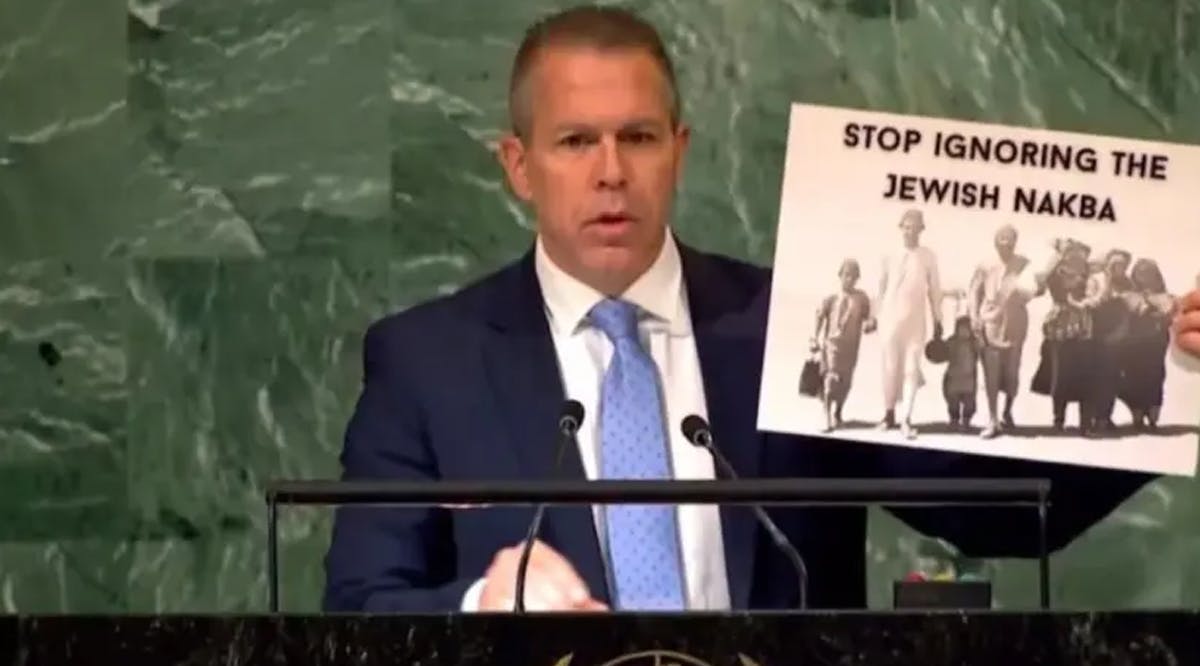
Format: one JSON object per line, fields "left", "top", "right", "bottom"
{"left": 552, "top": 651, "right": 762, "bottom": 666}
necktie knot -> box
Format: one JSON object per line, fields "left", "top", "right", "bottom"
{"left": 589, "top": 298, "right": 640, "bottom": 342}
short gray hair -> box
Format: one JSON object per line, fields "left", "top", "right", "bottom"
{"left": 507, "top": 5, "right": 681, "bottom": 138}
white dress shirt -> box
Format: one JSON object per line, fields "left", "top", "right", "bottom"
{"left": 461, "top": 234, "right": 731, "bottom": 611}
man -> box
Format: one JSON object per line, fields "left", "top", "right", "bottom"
{"left": 323, "top": 5, "right": 1151, "bottom": 613}
{"left": 967, "top": 225, "right": 1041, "bottom": 438}
{"left": 875, "top": 209, "right": 943, "bottom": 440}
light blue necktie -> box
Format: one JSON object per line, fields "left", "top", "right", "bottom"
{"left": 589, "top": 298, "right": 686, "bottom": 611}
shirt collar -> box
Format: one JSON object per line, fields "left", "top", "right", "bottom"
{"left": 534, "top": 233, "right": 690, "bottom": 337}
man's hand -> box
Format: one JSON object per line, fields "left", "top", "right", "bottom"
{"left": 478, "top": 539, "right": 608, "bottom": 612}
{"left": 1174, "top": 290, "right": 1200, "bottom": 357}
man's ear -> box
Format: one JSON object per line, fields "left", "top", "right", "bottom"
{"left": 672, "top": 122, "right": 691, "bottom": 178}
{"left": 497, "top": 133, "right": 533, "bottom": 201}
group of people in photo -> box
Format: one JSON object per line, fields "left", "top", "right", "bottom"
{"left": 807, "top": 208, "right": 1183, "bottom": 439}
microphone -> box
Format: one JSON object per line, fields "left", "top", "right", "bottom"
{"left": 514, "top": 399, "right": 584, "bottom": 612}
{"left": 680, "top": 414, "right": 809, "bottom": 610}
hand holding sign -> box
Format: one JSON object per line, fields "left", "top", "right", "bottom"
{"left": 1175, "top": 291, "right": 1200, "bottom": 358}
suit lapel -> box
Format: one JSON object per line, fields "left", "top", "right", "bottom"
{"left": 479, "top": 251, "right": 610, "bottom": 603}
{"left": 680, "top": 244, "right": 766, "bottom": 611}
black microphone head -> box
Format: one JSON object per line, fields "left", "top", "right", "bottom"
{"left": 558, "top": 399, "right": 585, "bottom": 433}
{"left": 681, "top": 414, "right": 711, "bottom": 447}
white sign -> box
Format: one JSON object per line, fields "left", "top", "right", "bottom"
{"left": 759, "top": 103, "right": 1200, "bottom": 476}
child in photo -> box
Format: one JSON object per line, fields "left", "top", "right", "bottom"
{"left": 810, "top": 259, "right": 874, "bottom": 432}
{"left": 943, "top": 314, "right": 980, "bottom": 432}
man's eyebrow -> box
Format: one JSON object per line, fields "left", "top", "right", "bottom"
{"left": 549, "top": 119, "right": 667, "bottom": 134}
{"left": 619, "top": 119, "right": 667, "bottom": 131}
{"left": 551, "top": 123, "right": 595, "bottom": 134}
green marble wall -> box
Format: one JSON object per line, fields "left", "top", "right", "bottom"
{"left": 0, "top": 0, "right": 1196, "bottom": 612}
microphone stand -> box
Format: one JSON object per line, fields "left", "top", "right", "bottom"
{"left": 683, "top": 415, "right": 809, "bottom": 610}
{"left": 514, "top": 404, "right": 583, "bottom": 612}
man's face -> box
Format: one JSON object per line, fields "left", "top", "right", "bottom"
{"left": 839, "top": 268, "right": 859, "bottom": 291}
{"left": 994, "top": 227, "right": 1017, "bottom": 259}
{"left": 498, "top": 46, "right": 688, "bottom": 293}
{"left": 900, "top": 216, "right": 922, "bottom": 248}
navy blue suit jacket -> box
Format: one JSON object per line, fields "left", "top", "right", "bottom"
{"left": 322, "top": 241, "right": 1151, "bottom": 612}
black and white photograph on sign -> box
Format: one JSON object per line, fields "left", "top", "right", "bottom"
{"left": 758, "top": 103, "right": 1200, "bottom": 477}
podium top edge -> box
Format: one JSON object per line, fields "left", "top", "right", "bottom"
{"left": 263, "top": 478, "right": 1051, "bottom": 506}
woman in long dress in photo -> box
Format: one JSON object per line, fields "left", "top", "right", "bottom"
{"left": 1031, "top": 240, "right": 1097, "bottom": 434}
{"left": 1119, "top": 258, "right": 1177, "bottom": 430}
{"left": 1081, "top": 249, "right": 1135, "bottom": 433}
